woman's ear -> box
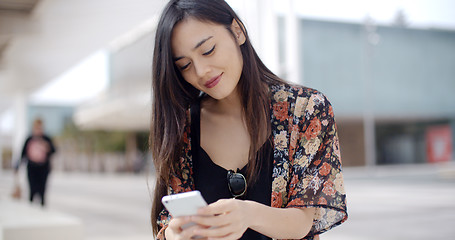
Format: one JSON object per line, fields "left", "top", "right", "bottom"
{"left": 231, "top": 19, "right": 246, "bottom": 45}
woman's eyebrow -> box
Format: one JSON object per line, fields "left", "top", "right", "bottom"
{"left": 173, "top": 36, "right": 214, "bottom": 61}
{"left": 194, "top": 36, "right": 213, "bottom": 50}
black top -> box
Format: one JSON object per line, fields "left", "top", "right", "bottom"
{"left": 191, "top": 99, "right": 273, "bottom": 240}
{"left": 15, "top": 134, "right": 56, "bottom": 171}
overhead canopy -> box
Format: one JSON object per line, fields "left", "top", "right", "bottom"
{"left": 74, "top": 91, "right": 151, "bottom": 132}
{"left": 0, "top": 0, "right": 165, "bottom": 113}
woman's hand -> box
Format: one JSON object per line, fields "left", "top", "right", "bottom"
{"left": 190, "top": 198, "right": 252, "bottom": 240}
{"left": 166, "top": 198, "right": 314, "bottom": 239}
{"left": 190, "top": 198, "right": 315, "bottom": 240}
{"left": 165, "top": 216, "right": 208, "bottom": 240}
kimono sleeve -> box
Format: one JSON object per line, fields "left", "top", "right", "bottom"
{"left": 156, "top": 205, "right": 171, "bottom": 239}
{"left": 156, "top": 170, "right": 192, "bottom": 239}
{"left": 156, "top": 123, "right": 195, "bottom": 239}
{"left": 286, "top": 93, "right": 348, "bottom": 236}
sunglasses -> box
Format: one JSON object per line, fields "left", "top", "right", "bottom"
{"left": 227, "top": 170, "right": 247, "bottom": 198}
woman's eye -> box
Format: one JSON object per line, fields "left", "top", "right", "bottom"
{"left": 180, "top": 62, "right": 191, "bottom": 70}
{"left": 203, "top": 45, "right": 215, "bottom": 56}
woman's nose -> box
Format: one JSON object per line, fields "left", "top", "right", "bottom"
{"left": 194, "top": 60, "right": 211, "bottom": 78}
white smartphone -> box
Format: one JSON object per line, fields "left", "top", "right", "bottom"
{"left": 162, "top": 190, "right": 208, "bottom": 217}
{"left": 162, "top": 190, "right": 208, "bottom": 237}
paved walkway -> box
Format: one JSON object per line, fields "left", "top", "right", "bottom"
{"left": 1, "top": 171, "right": 154, "bottom": 240}
{"left": 1, "top": 162, "right": 455, "bottom": 240}
{"left": 323, "top": 162, "right": 455, "bottom": 240}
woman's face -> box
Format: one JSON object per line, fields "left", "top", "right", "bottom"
{"left": 171, "top": 18, "right": 245, "bottom": 100}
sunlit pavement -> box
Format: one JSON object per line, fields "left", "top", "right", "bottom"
{"left": 323, "top": 162, "right": 455, "bottom": 240}
{"left": 1, "top": 171, "right": 155, "bottom": 240}
{"left": 1, "top": 162, "right": 455, "bottom": 240}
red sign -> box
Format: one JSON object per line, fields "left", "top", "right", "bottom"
{"left": 426, "top": 125, "right": 453, "bottom": 163}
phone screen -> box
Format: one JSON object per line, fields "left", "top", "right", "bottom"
{"left": 161, "top": 190, "right": 208, "bottom": 217}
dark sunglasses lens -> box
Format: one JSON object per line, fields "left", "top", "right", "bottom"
{"left": 229, "top": 174, "right": 246, "bottom": 196}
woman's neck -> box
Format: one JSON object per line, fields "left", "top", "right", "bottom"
{"left": 203, "top": 86, "right": 243, "bottom": 118}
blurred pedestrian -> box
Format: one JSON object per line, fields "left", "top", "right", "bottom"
{"left": 150, "top": 0, "right": 348, "bottom": 239}
{"left": 14, "top": 118, "right": 56, "bottom": 207}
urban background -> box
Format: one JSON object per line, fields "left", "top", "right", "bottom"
{"left": 0, "top": 0, "right": 454, "bottom": 240}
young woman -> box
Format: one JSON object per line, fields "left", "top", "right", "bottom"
{"left": 150, "top": 0, "right": 347, "bottom": 239}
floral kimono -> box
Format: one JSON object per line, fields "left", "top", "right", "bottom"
{"left": 156, "top": 83, "right": 348, "bottom": 239}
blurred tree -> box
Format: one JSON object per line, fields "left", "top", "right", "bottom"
{"left": 393, "top": 9, "right": 409, "bottom": 28}
{"left": 59, "top": 121, "right": 126, "bottom": 153}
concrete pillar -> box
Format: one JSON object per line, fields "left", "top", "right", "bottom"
{"left": 0, "top": 135, "right": 3, "bottom": 171}
{"left": 12, "top": 91, "right": 28, "bottom": 168}
{"left": 241, "top": 0, "right": 260, "bottom": 49}
{"left": 125, "top": 132, "right": 137, "bottom": 172}
{"left": 451, "top": 119, "right": 455, "bottom": 161}
{"left": 0, "top": 112, "right": 5, "bottom": 170}
{"left": 257, "top": 0, "right": 280, "bottom": 74}
{"left": 231, "top": 0, "right": 279, "bottom": 74}
{"left": 284, "top": 0, "right": 301, "bottom": 84}
{"left": 363, "top": 16, "right": 379, "bottom": 167}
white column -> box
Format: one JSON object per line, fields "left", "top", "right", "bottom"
{"left": 248, "top": 0, "right": 258, "bottom": 43}
{"left": 12, "top": 91, "right": 28, "bottom": 167}
{"left": 363, "top": 16, "right": 379, "bottom": 167}
{"left": 238, "top": 0, "right": 260, "bottom": 49}
{"left": 257, "top": 0, "right": 280, "bottom": 74}
{"left": 0, "top": 134, "right": 2, "bottom": 172}
{"left": 235, "top": 0, "right": 279, "bottom": 74}
{"left": 0, "top": 110, "right": 10, "bottom": 172}
{"left": 229, "top": 0, "right": 281, "bottom": 76}
{"left": 285, "top": 0, "right": 301, "bottom": 84}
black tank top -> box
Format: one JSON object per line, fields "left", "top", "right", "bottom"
{"left": 191, "top": 99, "right": 273, "bottom": 240}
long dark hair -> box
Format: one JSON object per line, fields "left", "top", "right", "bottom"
{"left": 150, "top": 0, "right": 284, "bottom": 235}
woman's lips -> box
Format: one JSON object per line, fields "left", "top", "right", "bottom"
{"left": 204, "top": 73, "right": 223, "bottom": 88}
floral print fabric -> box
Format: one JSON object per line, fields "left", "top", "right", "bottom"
{"left": 269, "top": 84, "right": 347, "bottom": 238}
{"left": 156, "top": 83, "right": 348, "bottom": 239}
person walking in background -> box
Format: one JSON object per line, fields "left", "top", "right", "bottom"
{"left": 150, "top": 0, "right": 347, "bottom": 239}
{"left": 15, "top": 118, "right": 56, "bottom": 207}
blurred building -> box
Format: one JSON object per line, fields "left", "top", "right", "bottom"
{"left": 1, "top": 0, "right": 454, "bottom": 171}
{"left": 76, "top": 10, "right": 455, "bottom": 167}
{"left": 292, "top": 18, "right": 455, "bottom": 166}
{"left": 0, "top": 0, "right": 165, "bottom": 170}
